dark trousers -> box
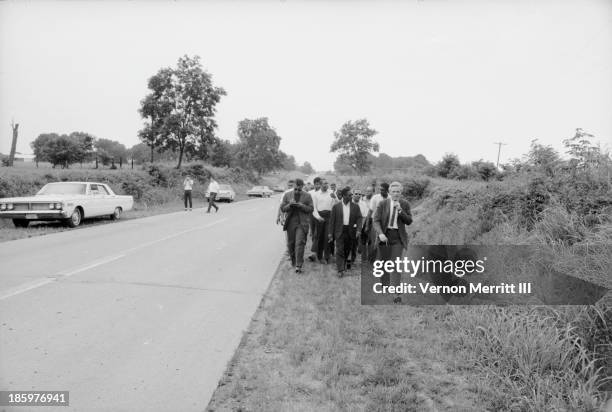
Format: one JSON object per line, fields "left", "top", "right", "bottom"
{"left": 313, "top": 211, "right": 331, "bottom": 260}
{"left": 377, "top": 229, "right": 404, "bottom": 287}
{"left": 287, "top": 219, "right": 308, "bottom": 267}
{"left": 184, "top": 190, "right": 192, "bottom": 209}
{"left": 310, "top": 215, "right": 318, "bottom": 252}
{"left": 207, "top": 192, "right": 218, "bottom": 212}
{"left": 335, "top": 226, "right": 355, "bottom": 272}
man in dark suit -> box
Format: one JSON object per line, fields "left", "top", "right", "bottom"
{"left": 328, "top": 186, "right": 362, "bottom": 277}
{"left": 372, "top": 181, "right": 413, "bottom": 303}
{"left": 280, "top": 178, "right": 314, "bottom": 273}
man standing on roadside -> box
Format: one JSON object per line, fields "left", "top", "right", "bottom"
{"left": 372, "top": 181, "right": 413, "bottom": 304}
{"left": 183, "top": 174, "right": 194, "bottom": 211}
{"left": 280, "top": 179, "right": 314, "bottom": 273}
{"left": 328, "top": 186, "right": 362, "bottom": 277}
{"left": 207, "top": 178, "right": 220, "bottom": 213}
{"left": 309, "top": 178, "right": 334, "bottom": 263}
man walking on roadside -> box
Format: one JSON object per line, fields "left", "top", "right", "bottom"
{"left": 277, "top": 179, "right": 295, "bottom": 226}
{"left": 372, "top": 181, "right": 413, "bottom": 304}
{"left": 328, "top": 186, "right": 362, "bottom": 278}
{"left": 207, "top": 178, "right": 220, "bottom": 213}
{"left": 349, "top": 189, "right": 369, "bottom": 261}
{"left": 367, "top": 182, "right": 389, "bottom": 262}
{"left": 183, "top": 174, "right": 194, "bottom": 211}
{"left": 308, "top": 178, "right": 334, "bottom": 264}
{"left": 308, "top": 177, "right": 322, "bottom": 244}
{"left": 280, "top": 178, "right": 314, "bottom": 273}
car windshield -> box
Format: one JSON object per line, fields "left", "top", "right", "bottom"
{"left": 253, "top": 186, "right": 264, "bottom": 190}
{"left": 219, "top": 185, "right": 231, "bottom": 190}
{"left": 37, "top": 183, "right": 87, "bottom": 195}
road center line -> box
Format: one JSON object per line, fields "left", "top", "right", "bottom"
{"left": 0, "top": 218, "right": 228, "bottom": 301}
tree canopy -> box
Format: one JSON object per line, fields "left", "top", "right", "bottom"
{"left": 138, "top": 55, "right": 226, "bottom": 168}
{"left": 30, "top": 132, "right": 95, "bottom": 168}
{"left": 330, "top": 119, "right": 379, "bottom": 175}
{"left": 235, "top": 117, "right": 284, "bottom": 175}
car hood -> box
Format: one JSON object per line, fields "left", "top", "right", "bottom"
{"left": 0, "top": 195, "right": 88, "bottom": 203}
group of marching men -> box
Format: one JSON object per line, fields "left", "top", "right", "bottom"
{"left": 276, "top": 177, "right": 413, "bottom": 285}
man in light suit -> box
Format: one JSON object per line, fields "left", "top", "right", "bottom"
{"left": 280, "top": 178, "right": 314, "bottom": 273}
{"left": 372, "top": 181, "right": 413, "bottom": 303}
{"left": 328, "top": 186, "right": 362, "bottom": 277}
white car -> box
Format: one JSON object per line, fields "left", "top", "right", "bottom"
{"left": 247, "top": 185, "right": 274, "bottom": 198}
{"left": 0, "top": 181, "right": 134, "bottom": 228}
{"left": 205, "top": 184, "right": 235, "bottom": 202}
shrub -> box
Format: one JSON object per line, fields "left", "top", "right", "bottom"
{"left": 401, "top": 177, "right": 430, "bottom": 200}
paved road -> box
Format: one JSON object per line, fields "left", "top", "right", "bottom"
{"left": 0, "top": 197, "right": 285, "bottom": 411}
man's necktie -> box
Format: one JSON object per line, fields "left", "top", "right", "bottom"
{"left": 390, "top": 204, "right": 397, "bottom": 228}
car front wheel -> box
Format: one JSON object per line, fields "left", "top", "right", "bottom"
{"left": 66, "top": 208, "right": 82, "bottom": 228}
{"left": 12, "top": 219, "right": 30, "bottom": 228}
{"left": 110, "top": 207, "right": 122, "bottom": 220}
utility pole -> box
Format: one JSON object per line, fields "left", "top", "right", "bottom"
{"left": 8, "top": 120, "right": 19, "bottom": 167}
{"left": 493, "top": 142, "right": 507, "bottom": 169}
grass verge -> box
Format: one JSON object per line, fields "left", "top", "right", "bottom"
{"left": 207, "top": 244, "right": 486, "bottom": 412}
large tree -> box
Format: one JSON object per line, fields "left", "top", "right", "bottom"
{"left": 299, "top": 161, "right": 315, "bottom": 174}
{"left": 30, "top": 132, "right": 94, "bottom": 168}
{"left": 95, "top": 138, "right": 127, "bottom": 167}
{"left": 138, "top": 56, "right": 226, "bottom": 168}
{"left": 330, "top": 119, "right": 379, "bottom": 175}
{"left": 235, "top": 117, "right": 283, "bottom": 175}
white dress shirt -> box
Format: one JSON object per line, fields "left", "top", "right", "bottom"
{"left": 357, "top": 199, "right": 369, "bottom": 219}
{"left": 208, "top": 180, "right": 219, "bottom": 193}
{"left": 369, "top": 194, "right": 386, "bottom": 213}
{"left": 342, "top": 201, "right": 351, "bottom": 225}
{"left": 387, "top": 200, "right": 399, "bottom": 229}
{"left": 312, "top": 190, "right": 335, "bottom": 220}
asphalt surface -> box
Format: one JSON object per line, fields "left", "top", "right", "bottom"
{"left": 0, "top": 196, "right": 285, "bottom": 411}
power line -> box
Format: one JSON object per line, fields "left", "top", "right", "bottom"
{"left": 493, "top": 142, "right": 507, "bottom": 168}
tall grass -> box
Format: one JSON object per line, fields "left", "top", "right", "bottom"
{"left": 451, "top": 306, "right": 610, "bottom": 411}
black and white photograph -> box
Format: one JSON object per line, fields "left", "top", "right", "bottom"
{"left": 0, "top": 1, "right": 611, "bottom": 411}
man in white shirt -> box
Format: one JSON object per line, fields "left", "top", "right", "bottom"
{"left": 206, "top": 178, "right": 220, "bottom": 213}
{"left": 308, "top": 178, "right": 334, "bottom": 263}
{"left": 350, "top": 189, "right": 369, "bottom": 260}
{"left": 308, "top": 177, "right": 322, "bottom": 245}
{"left": 367, "top": 182, "right": 389, "bottom": 261}
{"left": 183, "top": 175, "right": 194, "bottom": 211}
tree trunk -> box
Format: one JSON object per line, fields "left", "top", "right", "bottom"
{"left": 177, "top": 146, "right": 184, "bottom": 169}
{"left": 8, "top": 121, "right": 19, "bottom": 167}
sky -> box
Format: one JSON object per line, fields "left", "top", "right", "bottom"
{"left": 1, "top": 0, "right": 611, "bottom": 171}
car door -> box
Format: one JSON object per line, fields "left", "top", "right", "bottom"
{"left": 87, "top": 184, "right": 105, "bottom": 217}
{"left": 98, "top": 184, "right": 116, "bottom": 215}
